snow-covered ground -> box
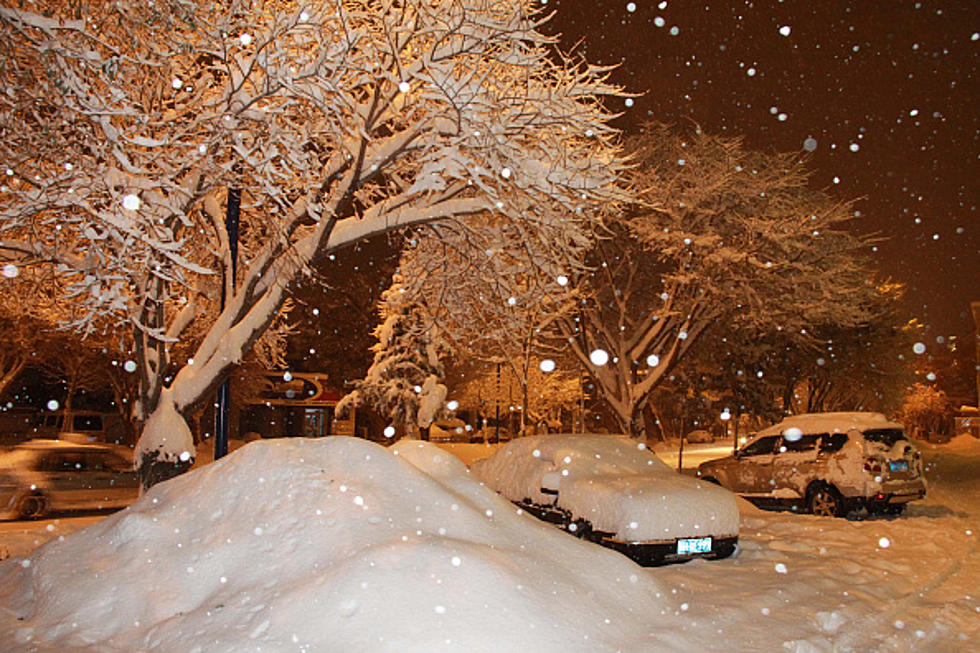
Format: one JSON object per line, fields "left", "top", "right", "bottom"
{"left": 0, "top": 434, "right": 976, "bottom": 651}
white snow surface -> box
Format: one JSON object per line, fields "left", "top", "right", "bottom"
{"left": 757, "top": 411, "right": 903, "bottom": 436}
{"left": 471, "top": 434, "right": 739, "bottom": 541}
{"left": 0, "top": 437, "right": 678, "bottom": 651}
{"left": 0, "top": 435, "right": 977, "bottom": 651}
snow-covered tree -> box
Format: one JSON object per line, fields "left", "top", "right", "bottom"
{"left": 556, "top": 124, "right": 880, "bottom": 439}
{"left": 899, "top": 383, "right": 953, "bottom": 442}
{"left": 395, "top": 218, "right": 585, "bottom": 434}
{"left": 338, "top": 276, "right": 448, "bottom": 437}
{"left": 773, "top": 283, "right": 920, "bottom": 415}
{"left": 453, "top": 359, "right": 581, "bottom": 434}
{"left": 0, "top": 0, "right": 624, "bottom": 486}
{"left": 0, "top": 263, "right": 68, "bottom": 399}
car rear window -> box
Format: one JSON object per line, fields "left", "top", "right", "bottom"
{"left": 819, "top": 432, "right": 848, "bottom": 452}
{"left": 862, "top": 428, "right": 907, "bottom": 447}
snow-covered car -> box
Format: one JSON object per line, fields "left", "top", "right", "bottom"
{"left": 0, "top": 439, "right": 138, "bottom": 520}
{"left": 428, "top": 418, "right": 476, "bottom": 442}
{"left": 471, "top": 434, "right": 740, "bottom": 565}
{"left": 696, "top": 412, "right": 926, "bottom": 517}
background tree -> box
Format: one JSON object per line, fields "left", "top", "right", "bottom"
{"left": 338, "top": 275, "right": 449, "bottom": 438}
{"left": 1, "top": 0, "right": 624, "bottom": 487}
{"left": 394, "top": 219, "right": 585, "bottom": 435}
{"left": 556, "top": 124, "right": 880, "bottom": 438}
{"left": 451, "top": 357, "right": 582, "bottom": 435}
{"left": 0, "top": 265, "right": 65, "bottom": 400}
{"left": 899, "top": 383, "right": 954, "bottom": 442}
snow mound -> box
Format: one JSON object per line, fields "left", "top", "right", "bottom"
{"left": 941, "top": 433, "right": 980, "bottom": 454}
{"left": 0, "top": 437, "right": 675, "bottom": 651}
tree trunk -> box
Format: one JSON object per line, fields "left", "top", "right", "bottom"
{"left": 134, "top": 390, "right": 196, "bottom": 492}
{"left": 629, "top": 405, "right": 647, "bottom": 440}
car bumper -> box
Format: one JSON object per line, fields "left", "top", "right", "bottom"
{"left": 515, "top": 499, "right": 738, "bottom": 566}
{"left": 591, "top": 533, "right": 739, "bottom": 566}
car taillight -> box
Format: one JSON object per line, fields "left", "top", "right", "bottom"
{"left": 863, "top": 458, "right": 881, "bottom": 473}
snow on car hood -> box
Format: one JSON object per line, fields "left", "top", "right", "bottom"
{"left": 472, "top": 434, "right": 739, "bottom": 542}
{"left": 0, "top": 437, "right": 680, "bottom": 651}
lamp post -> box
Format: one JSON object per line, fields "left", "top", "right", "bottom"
{"left": 721, "top": 407, "right": 734, "bottom": 454}
{"left": 214, "top": 188, "right": 240, "bottom": 460}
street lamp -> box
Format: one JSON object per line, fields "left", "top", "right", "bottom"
{"left": 720, "top": 408, "right": 734, "bottom": 453}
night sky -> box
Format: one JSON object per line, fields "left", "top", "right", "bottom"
{"left": 546, "top": 0, "right": 978, "bottom": 342}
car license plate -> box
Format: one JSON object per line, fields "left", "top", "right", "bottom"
{"left": 677, "top": 537, "right": 712, "bottom": 555}
{"left": 889, "top": 460, "right": 908, "bottom": 472}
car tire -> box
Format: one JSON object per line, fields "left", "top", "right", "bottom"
{"left": 807, "top": 484, "right": 844, "bottom": 518}
{"left": 705, "top": 540, "right": 737, "bottom": 560}
{"left": 16, "top": 492, "right": 50, "bottom": 520}
{"left": 882, "top": 503, "right": 906, "bottom": 516}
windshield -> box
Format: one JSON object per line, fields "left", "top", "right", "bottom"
{"left": 862, "top": 428, "right": 908, "bottom": 447}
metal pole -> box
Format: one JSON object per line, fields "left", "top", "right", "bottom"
{"left": 215, "top": 187, "right": 241, "bottom": 460}
{"left": 494, "top": 361, "right": 501, "bottom": 444}
{"left": 677, "top": 433, "right": 684, "bottom": 473}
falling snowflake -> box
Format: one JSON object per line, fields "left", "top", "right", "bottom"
{"left": 398, "top": 81, "right": 410, "bottom": 93}
{"left": 539, "top": 359, "right": 556, "bottom": 373}
{"left": 779, "top": 26, "right": 792, "bottom": 36}
{"left": 783, "top": 427, "right": 803, "bottom": 442}
{"left": 590, "top": 349, "right": 609, "bottom": 366}
{"left": 122, "top": 194, "right": 141, "bottom": 211}
{"left": 2, "top": 264, "right": 18, "bottom": 279}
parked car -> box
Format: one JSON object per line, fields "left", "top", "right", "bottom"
{"left": 472, "top": 426, "right": 515, "bottom": 443}
{"left": 428, "top": 418, "right": 477, "bottom": 443}
{"left": 696, "top": 412, "right": 926, "bottom": 517}
{"left": 471, "top": 434, "right": 739, "bottom": 565}
{"left": 0, "top": 439, "right": 138, "bottom": 520}
{"left": 35, "top": 410, "right": 128, "bottom": 445}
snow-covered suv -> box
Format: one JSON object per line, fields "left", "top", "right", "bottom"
{"left": 696, "top": 412, "right": 926, "bottom": 517}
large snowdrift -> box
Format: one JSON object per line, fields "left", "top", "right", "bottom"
{"left": 0, "top": 437, "right": 683, "bottom": 651}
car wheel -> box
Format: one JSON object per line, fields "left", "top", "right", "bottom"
{"left": 704, "top": 541, "right": 737, "bottom": 560}
{"left": 882, "top": 503, "right": 906, "bottom": 516}
{"left": 16, "top": 493, "right": 50, "bottom": 520}
{"left": 807, "top": 485, "right": 844, "bottom": 518}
